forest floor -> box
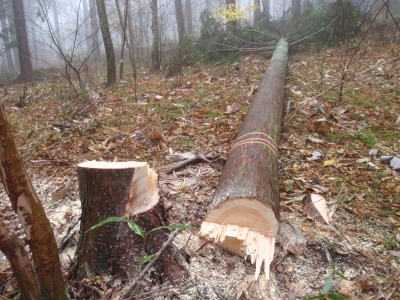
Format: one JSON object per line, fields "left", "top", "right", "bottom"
{"left": 0, "top": 32, "right": 400, "bottom": 299}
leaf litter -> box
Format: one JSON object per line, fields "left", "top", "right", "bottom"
{"left": 0, "top": 36, "right": 399, "bottom": 299}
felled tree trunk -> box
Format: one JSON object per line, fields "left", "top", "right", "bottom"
{"left": 0, "top": 102, "right": 67, "bottom": 299}
{"left": 200, "top": 39, "right": 289, "bottom": 279}
{"left": 74, "top": 161, "right": 186, "bottom": 284}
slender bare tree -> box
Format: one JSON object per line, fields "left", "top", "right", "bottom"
{"left": 12, "top": 0, "right": 33, "bottom": 82}
{"left": 185, "top": 0, "right": 193, "bottom": 36}
{"left": 174, "top": 0, "right": 185, "bottom": 46}
{"left": 254, "top": 0, "right": 261, "bottom": 23}
{"left": 89, "top": 0, "right": 100, "bottom": 62}
{"left": 82, "top": 0, "right": 91, "bottom": 55}
{"left": 151, "top": 0, "right": 161, "bottom": 70}
{"left": 0, "top": 0, "right": 15, "bottom": 74}
{"left": 96, "top": 0, "right": 116, "bottom": 85}
{"left": 52, "top": 0, "right": 63, "bottom": 51}
{"left": 115, "top": 0, "right": 129, "bottom": 79}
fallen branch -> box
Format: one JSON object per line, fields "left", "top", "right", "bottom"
{"left": 166, "top": 152, "right": 213, "bottom": 174}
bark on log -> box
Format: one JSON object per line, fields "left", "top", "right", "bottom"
{"left": 0, "top": 102, "right": 67, "bottom": 299}
{"left": 200, "top": 39, "right": 288, "bottom": 279}
{"left": 74, "top": 161, "right": 186, "bottom": 284}
{"left": 0, "top": 219, "right": 40, "bottom": 300}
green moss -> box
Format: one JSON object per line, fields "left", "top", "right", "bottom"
{"left": 204, "top": 111, "right": 220, "bottom": 118}
{"left": 353, "top": 130, "right": 376, "bottom": 147}
{"left": 383, "top": 235, "right": 399, "bottom": 250}
{"left": 181, "top": 138, "right": 194, "bottom": 146}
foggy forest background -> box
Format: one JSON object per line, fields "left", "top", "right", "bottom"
{"left": 1, "top": 0, "right": 399, "bottom": 88}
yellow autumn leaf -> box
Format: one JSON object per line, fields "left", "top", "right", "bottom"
{"left": 323, "top": 157, "right": 337, "bottom": 167}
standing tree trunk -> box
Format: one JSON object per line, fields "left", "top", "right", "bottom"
{"left": 89, "top": 0, "right": 100, "bottom": 62}
{"left": 151, "top": 0, "right": 161, "bottom": 70}
{"left": 12, "top": 0, "right": 33, "bottom": 82}
{"left": 24, "top": 0, "right": 39, "bottom": 69}
{"left": 82, "top": 0, "right": 91, "bottom": 55}
{"left": 52, "top": 0, "right": 63, "bottom": 51}
{"left": 174, "top": 0, "right": 185, "bottom": 46}
{"left": 0, "top": 1, "right": 15, "bottom": 74}
{"left": 254, "top": 0, "right": 261, "bottom": 23}
{"left": 126, "top": 0, "right": 138, "bottom": 94}
{"left": 0, "top": 103, "right": 67, "bottom": 298}
{"left": 263, "top": 0, "right": 270, "bottom": 17}
{"left": 115, "top": 0, "right": 129, "bottom": 80}
{"left": 96, "top": 0, "right": 116, "bottom": 85}
{"left": 74, "top": 161, "right": 186, "bottom": 285}
{"left": 292, "top": 0, "right": 301, "bottom": 21}
{"left": 200, "top": 40, "right": 289, "bottom": 280}
{"left": 7, "top": 2, "right": 20, "bottom": 72}
{"left": 185, "top": 0, "right": 193, "bottom": 36}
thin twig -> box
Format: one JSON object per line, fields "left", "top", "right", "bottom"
{"left": 284, "top": 55, "right": 400, "bottom": 125}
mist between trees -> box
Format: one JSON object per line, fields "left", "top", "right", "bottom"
{"left": 0, "top": 0, "right": 398, "bottom": 88}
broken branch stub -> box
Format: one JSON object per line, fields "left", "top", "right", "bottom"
{"left": 200, "top": 39, "right": 289, "bottom": 280}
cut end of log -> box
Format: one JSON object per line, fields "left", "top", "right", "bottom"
{"left": 199, "top": 198, "right": 279, "bottom": 280}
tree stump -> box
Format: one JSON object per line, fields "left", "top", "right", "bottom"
{"left": 200, "top": 40, "right": 289, "bottom": 279}
{"left": 74, "top": 161, "right": 186, "bottom": 284}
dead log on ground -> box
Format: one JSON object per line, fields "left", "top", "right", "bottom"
{"left": 74, "top": 161, "right": 186, "bottom": 285}
{"left": 200, "top": 39, "right": 289, "bottom": 279}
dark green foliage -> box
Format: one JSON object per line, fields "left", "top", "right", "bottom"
{"left": 300, "top": 0, "right": 363, "bottom": 45}
{"left": 33, "top": 67, "right": 59, "bottom": 81}
{"left": 329, "top": 0, "right": 362, "bottom": 41}
{"left": 89, "top": 216, "right": 192, "bottom": 266}
{"left": 196, "top": 10, "right": 230, "bottom": 63}
{"left": 194, "top": 10, "right": 273, "bottom": 64}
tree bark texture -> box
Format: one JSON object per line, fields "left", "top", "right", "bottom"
{"left": 52, "top": 0, "right": 63, "bottom": 51}
{"left": 12, "top": 0, "right": 33, "bottom": 82}
{"left": 74, "top": 161, "right": 186, "bottom": 284}
{"left": 200, "top": 39, "right": 288, "bottom": 279}
{"left": 96, "top": 0, "right": 116, "bottom": 85}
{"left": 0, "top": 3, "right": 15, "bottom": 74}
{"left": 254, "top": 0, "right": 261, "bottom": 23}
{"left": 185, "top": 0, "right": 193, "bottom": 36}
{"left": 151, "top": 0, "right": 161, "bottom": 70}
{"left": 82, "top": 0, "right": 91, "bottom": 55}
{"left": 174, "top": 0, "right": 185, "bottom": 46}
{"left": 292, "top": 0, "right": 301, "bottom": 21}
{"left": 0, "top": 103, "right": 67, "bottom": 299}
{"left": 126, "top": 0, "right": 137, "bottom": 83}
{"left": 23, "top": 0, "right": 38, "bottom": 69}
{"left": 0, "top": 219, "right": 40, "bottom": 300}
{"left": 264, "top": 0, "right": 270, "bottom": 16}
{"left": 115, "top": 0, "right": 129, "bottom": 79}
{"left": 89, "top": 0, "right": 100, "bottom": 61}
